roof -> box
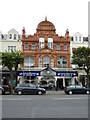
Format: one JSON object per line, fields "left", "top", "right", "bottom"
{"left": 73, "top": 32, "right": 83, "bottom": 37}
{"left": 36, "top": 17, "right": 56, "bottom": 32}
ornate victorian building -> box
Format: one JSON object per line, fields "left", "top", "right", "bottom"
{"left": 22, "top": 18, "right": 70, "bottom": 68}
{"left": 20, "top": 18, "right": 78, "bottom": 89}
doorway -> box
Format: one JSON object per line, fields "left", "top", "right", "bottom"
{"left": 57, "top": 78, "right": 63, "bottom": 89}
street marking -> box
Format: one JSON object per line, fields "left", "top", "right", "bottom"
{"left": 2, "top": 98, "right": 31, "bottom": 100}
{"left": 52, "top": 97, "right": 88, "bottom": 100}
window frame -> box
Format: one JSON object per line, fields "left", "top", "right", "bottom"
{"left": 24, "top": 43, "right": 28, "bottom": 49}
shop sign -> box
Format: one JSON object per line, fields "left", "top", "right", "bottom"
{"left": 18, "top": 72, "right": 40, "bottom": 76}
{"left": 56, "top": 72, "right": 77, "bottom": 77}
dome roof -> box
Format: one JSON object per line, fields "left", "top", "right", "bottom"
{"left": 37, "top": 17, "right": 56, "bottom": 32}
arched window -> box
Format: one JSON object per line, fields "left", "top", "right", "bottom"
{"left": 24, "top": 56, "right": 35, "bottom": 67}
{"left": 57, "top": 57, "right": 67, "bottom": 68}
{"left": 51, "top": 56, "right": 54, "bottom": 68}
{"left": 39, "top": 56, "right": 42, "bottom": 67}
{"left": 43, "top": 56, "right": 49, "bottom": 67}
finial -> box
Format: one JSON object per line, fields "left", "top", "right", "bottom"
{"left": 45, "top": 16, "right": 47, "bottom": 21}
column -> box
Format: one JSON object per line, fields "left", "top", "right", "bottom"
{"left": 72, "top": 77, "right": 75, "bottom": 84}
{"left": 63, "top": 77, "right": 65, "bottom": 87}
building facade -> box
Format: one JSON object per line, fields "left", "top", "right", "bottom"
{"left": 21, "top": 18, "right": 78, "bottom": 89}
{"left": 70, "top": 32, "right": 89, "bottom": 86}
{"left": 22, "top": 18, "right": 70, "bottom": 69}
{"left": 0, "top": 28, "right": 22, "bottom": 53}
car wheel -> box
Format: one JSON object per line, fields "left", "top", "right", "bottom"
{"left": 0, "top": 89, "right": 2, "bottom": 95}
{"left": 86, "top": 90, "right": 90, "bottom": 95}
{"left": 69, "top": 91, "right": 73, "bottom": 95}
{"left": 38, "top": 91, "right": 42, "bottom": 95}
{"left": 17, "top": 90, "right": 22, "bottom": 95}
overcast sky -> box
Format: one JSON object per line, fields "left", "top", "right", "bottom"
{"left": 0, "top": 0, "right": 89, "bottom": 36}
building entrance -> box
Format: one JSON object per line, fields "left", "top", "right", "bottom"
{"left": 57, "top": 78, "right": 63, "bottom": 89}
{"left": 65, "top": 78, "right": 71, "bottom": 86}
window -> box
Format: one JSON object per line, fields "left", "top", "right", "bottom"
{"left": 75, "top": 36, "right": 77, "bottom": 41}
{"left": 14, "top": 34, "right": 17, "bottom": 40}
{"left": 8, "top": 46, "right": 16, "bottom": 52}
{"left": 51, "top": 56, "right": 54, "bottom": 68}
{"left": 57, "top": 57, "right": 67, "bottom": 68}
{"left": 24, "top": 56, "right": 35, "bottom": 67}
{"left": 64, "top": 44, "right": 67, "bottom": 50}
{"left": 32, "top": 43, "right": 35, "bottom": 50}
{"left": 9, "top": 34, "right": 12, "bottom": 39}
{"left": 56, "top": 44, "right": 60, "bottom": 50}
{"left": 39, "top": 37, "right": 44, "bottom": 49}
{"left": 48, "top": 38, "right": 53, "bottom": 49}
{"left": 39, "top": 56, "right": 42, "bottom": 67}
{"left": 76, "top": 85, "right": 82, "bottom": 88}
{"left": 24, "top": 43, "right": 28, "bottom": 49}
{"left": 79, "top": 37, "right": 81, "bottom": 41}
{"left": 43, "top": 56, "right": 49, "bottom": 67}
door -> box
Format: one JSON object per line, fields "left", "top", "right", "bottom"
{"left": 28, "top": 84, "right": 37, "bottom": 94}
{"left": 75, "top": 85, "right": 84, "bottom": 94}
{"left": 57, "top": 79, "right": 63, "bottom": 89}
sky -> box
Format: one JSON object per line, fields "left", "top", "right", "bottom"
{"left": 0, "top": 0, "right": 89, "bottom": 36}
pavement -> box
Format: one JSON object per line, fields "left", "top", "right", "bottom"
{"left": 46, "top": 90, "right": 65, "bottom": 95}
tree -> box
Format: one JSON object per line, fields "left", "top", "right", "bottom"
{"left": 2, "top": 50, "right": 24, "bottom": 94}
{"left": 12, "top": 50, "right": 24, "bottom": 86}
{"left": 72, "top": 47, "right": 90, "bottom": 87}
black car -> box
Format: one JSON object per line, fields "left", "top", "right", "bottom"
{"left": 14, "top": 83, "right": 46, "bottom": 95}
{"left": 39, "top": 83, "right": 54, "bottom": 90}
{"left": 0, "top": 84, "right": 10, "bottom": 95}
{"left": 64, "top": 84, "right": 90, "bottom": 95}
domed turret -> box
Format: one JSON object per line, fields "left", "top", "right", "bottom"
{"left": 36, "top": 17, "right": 56, "bottom": 32}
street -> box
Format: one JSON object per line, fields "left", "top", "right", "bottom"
{"left": 0, "top": 94, "right": 88, "bottom": 119}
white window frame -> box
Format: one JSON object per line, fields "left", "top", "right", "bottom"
{"left": 64, "top": 44, "right": 67, "bottom": 50}
{"left": 48, "top": 38, "right": 53, "bottom": 49}
{"left": 24, "top": 43, "right": 28, "bottom": 49}
{"left": 56, "top": 43, "right": 60, "bottom": 50}
{"left": 39, "top": 37, "right": 44, "bottom": 49}
{"left": 8, "top": 46, "right": 16, "bottom": 52}
{"left": 32, "top": 42, "right": 35, "bottom": 50}
{"left": 9, "top": 34, "right": 12, "bottom": 39}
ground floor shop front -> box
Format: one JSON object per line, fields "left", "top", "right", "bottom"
{"left": 1, "top": 68, "right": 89, "bottom": 89}
{"left": 17, "top": 68, "right": 78, "bottom": 89}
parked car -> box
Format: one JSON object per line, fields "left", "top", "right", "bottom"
{"left": 14, "top": 83, "right": 46, "bottom": 95}
{"left": 39, "top": 83, "right": 54, "bottom": 90}
{"left": 0, "top": 85, "right": 4, "bottom": 95}
{"left": 64, "top": 84, "right": 90, "bottom": 95}
{"left": 0, "top": 84, "right": 10, "bottom": 95}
